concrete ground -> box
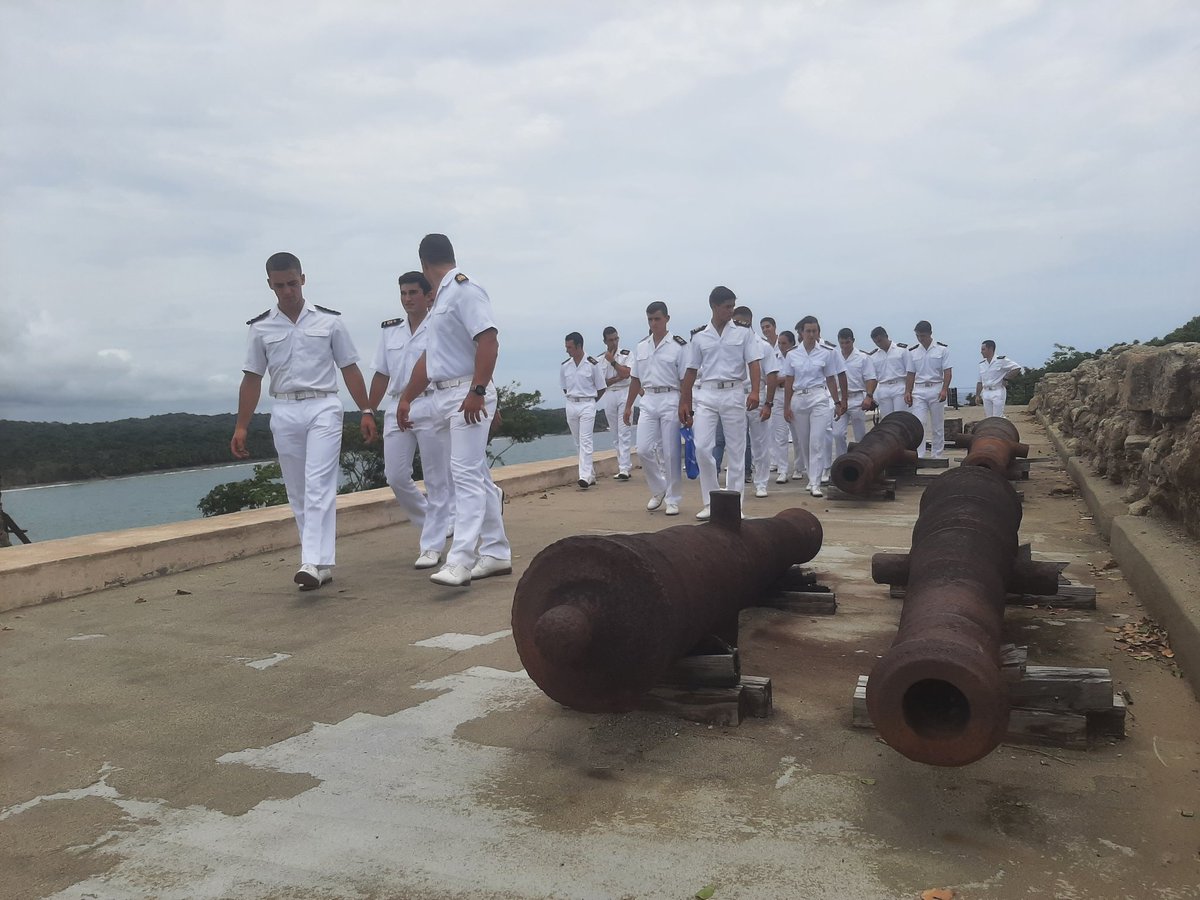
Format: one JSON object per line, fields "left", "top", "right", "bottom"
{"left": 2, "top": 409, "right": 1198, "bottom": 899}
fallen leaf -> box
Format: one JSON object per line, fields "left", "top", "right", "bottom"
{"left": 1182, "top": 810, "right": 1195, "bottom": 818}
{"left": 860, "top": 777, "right": 877, "bottom": 785}
{"left": 175, "top": 589, "right": 192, "bottom": 596}
{"left": 1162, "top": 649, "right": 1175, "bottom": 658}
{"left": 1104, "top": 626, "right": 1122, "bottom": 633}
{"left": 921, "top": 890, "right": 955, "bottom": 900}
{"left": 134, "top": 597, "right": 147, "bottom": 604}
{"left": 695, "top": 886, "right": 716, "bottom": 899}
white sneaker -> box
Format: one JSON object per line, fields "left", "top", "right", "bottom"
{"left": 695, "top": 506, "right": 711, "bottom": 520}
{"left": 791, "top": 472, "right": 804, "bottom": 481}
{"left": 775, "top": 473, "right": 789, "bottom": 485}
{"left": 414, "top": 550, "right": 441, "bottom": 570}
{"left": 755, "top": 486, "right": 768, "bottom": 498}
{"left": 470, "top": 555, "right": 513, "bottom": 580}
{"left": 430, "top": 564, "right": 472, "bottom": 587}
{"left": 664, "top": 503, "right": 680, "bottom": 516}
{"left": 809, "top": 485, "right": 824, "bottom": 498}
{"left": 821, "top": 469, "right": 831, "bottom": 485}
{"left": 614, "top": 471, "right": 631, "bottom": 481}
{"left": 294, "top": 564, "right": 333, "bottom": 590}
{"left": 646, "top": 494, "right": 665, "bottom": 511}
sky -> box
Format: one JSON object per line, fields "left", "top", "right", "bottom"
{"left": 1, "top": 0, "right": 1197, "bottom": 424}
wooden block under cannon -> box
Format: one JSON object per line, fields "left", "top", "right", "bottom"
{"left": 825, "top": 481, "right": 896, "bottom": 501}
{"left": 889, "top": 581, "right": 1095, "bottom": 609}
{"left": 661, "top": 650, "right": 741, "bottom": 688}
{"left": 641, "top": 660, "right": 774, "bottom": 725}
{"left": 760, "top": 589, "right": 838, "bottom": 616}
{"left": 1005, "top": 458, "right": 1032, "bottom": 481}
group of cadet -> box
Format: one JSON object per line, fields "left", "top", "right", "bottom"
{"left": 559, "top": 288, "right": 1023, "bottom": 518}
{"left": 231, "top": 234, "right": 511, "bottom": 592}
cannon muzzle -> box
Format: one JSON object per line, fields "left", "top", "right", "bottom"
{"left": 831, "top": 411, "right": 924, "bottom": 495}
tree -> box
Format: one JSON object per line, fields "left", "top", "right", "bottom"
{"left": 197, "top": 463, "right": 288, "bottom": 517}
{"left": 338, "top": 421, "right": 389, "bottom": 494}
{"left": 488, "top": 382, "right": 549, "bottom": 466}
{"left": 1006, "top": 344, "right": 1101, "bottom": 405}
{"left": 1147, "top": 315, "right": 1200, "bottom": 346}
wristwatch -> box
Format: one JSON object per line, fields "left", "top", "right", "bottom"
{"left": 472, "top": 384, "right": 487, "bottom": 397}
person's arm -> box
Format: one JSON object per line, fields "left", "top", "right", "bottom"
{"left": 341, "top": 363, "right": 377, "bottom": 443}
{"left": 863, "top": 373, "right": 878, "bottom": 411}
{"left": 783, "top": 375, "right": 795, "bottom": 422}
{"left": 762, "top": 371, "right": 778, "bottom": 421}
{"left": 904, "top": 371, "right": 915, "bottom": 407}
{"left": 679, "top": 368, "right": 697, "bottom": 425}
{"left": 397, "top": 352, "right": 430, "bottom": 430}
{"left": 606, "top": 351, "right": 631, "bottom": 384}
{"left": 593, "top": 362, "right": 607, "bottom": 401}
{"left": 459, "top": 328, "right": 499, "bottom": 424}
{"left": 623, "top": 377, "right": 641, "bottom": 426}
{"left": 746, "top": 359, "right": 761, "bottom": 411}
{"left": 826, "top": 374, "right": 839, "bottom": 409}
{"left": 363, "top": 371, "right": 389, "bottom": 441}
{"left": 836, "top": 371, "right": 849, "bottom": 417}
{"left": 230, "top": 372, "right": 263, "bottom": 458}
{"left": 939, "top": 367, "right": 952, "bottom": 404}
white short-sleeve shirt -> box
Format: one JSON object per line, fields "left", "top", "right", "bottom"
{"left": 873, "top": 342, "right": 911, "bottom": 383}
{"left": 783, "top": 342, "right": 840, "bottom": 390}
{"left": 979, "top": 355, "right": 1022, "bottom": 389}
{"left": 630, "top": 332, "right": 690, "bottom": 388}
{"left": 907, "top": 340, "right": 952, "bottom": 383}
{"left": 746, "top": 334, "right": 780, "bottom": 397}
{"left": 841, "top": 347, "right": 876, "bottom": 393}
{"left": 687, "top": 321, "right": 759, "bottom": 382}
{"left": 372, "top": 315, "right": 431, "bottom": 396}
{"left": 242, "top": 304, "right": 359, "bottom": 395}
{"left": 560, "top": 355, "right": 607, "bottom": 399}
{"left": 425, "top": 268, "right": 498, "bottom": 382}
{"left": 603, "top": 348, "right": 633, "bottom": 390}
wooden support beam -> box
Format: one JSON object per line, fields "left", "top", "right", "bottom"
{"left": 760, "top": 590, "right": 837, "bottom": 616}
{"left": 1008, "top": 666, "right": 1114, "bottom": 712}
{"left": 640, "top": 685, "right": 745, "bottom": 727}
{"left": 739, "top": 676, "right": 772, "bottom": 718}
{"left": 662, "top": 651, "right": 740, "bottom": 688}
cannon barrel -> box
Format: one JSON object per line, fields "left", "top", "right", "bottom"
{"left": 951, "top": 417, "right": 1029, "bottom": 474}
{"left": 512, "top": 492, "right": 823, "bottom": 713}
{"left": 830, "top": 411, "right": 924, "bottom": 495}
{"left": 867, "top": 466, "right": 1055, "bottom": 766}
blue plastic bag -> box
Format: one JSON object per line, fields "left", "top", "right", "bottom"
{"left": 681, "top": 425, "right": 699, "bottom": 480}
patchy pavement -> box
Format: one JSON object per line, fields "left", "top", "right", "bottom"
{"left": 2, "top": 409, "right": 1199, "bottom": 899}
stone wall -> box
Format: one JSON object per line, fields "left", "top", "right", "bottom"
{"left": 1031, "top": 343, "right": 1200, "bottom": 538}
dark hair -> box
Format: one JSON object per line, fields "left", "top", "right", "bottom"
{"left": 398, "top": 271, "right": 432, "bottom": 293}
{"left": 797, "top": 315, "right": 819, "bottom": 331}
{"left": 780, "top": 330, "right": 796, "bottom": 346}
{"left": 732, "top": 305, "right": 753, "bottom": 320}
{"left": 418, "top": 233, "right": 456, "bottom": 266}
{"left": 870, "top": 326, "right": 888, "bottom": 340}
{"left": 837, "top": 327, "right": 854, "bottom": 340}
{"left": 709, "top": 285, "right": 737, "bottom": 306}
{"left": 914, "top": 320, "right": 932, "bottom": 334}
{"left": 265, "top": 251, "right": 301, "bottom": 274}
{"left": 982, "top": 339, "right": 996, "bottom": 350}
{"left": 646, "top": 300, "right": 669, "bottom": 317}
{"left": 565, "top": 332, "right": 584, "bottom": 347}
{"left": 760, "top": 317, "right": 776, "bottom": 328}
{"left": 602, "top": 326, "right": 618, "bottom": 339}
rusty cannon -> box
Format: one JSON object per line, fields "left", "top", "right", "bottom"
{"left": 950, "top": 416, "right": 1029, "bottom": 474}
{"left": 867, "top": 466, "right": 1061, "bottom": 766}
{"left": 830, "top": 410, "right": 925, "bottom": 495}
{"left": 511, "top": 492, "right": 823, "bottom": 713}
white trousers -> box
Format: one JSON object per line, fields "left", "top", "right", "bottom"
{"left": 875, "top": 381, "right": 905, "bottom": 417}
{"left": 383, "top": 395, "right": 454, "bottom": 555}
{"left": 981, "top": 386, "right": 1007, "bottom": 418}
{"left": 833, "top": 392, "right": 869, "bottom": 458}
{"left": 694, "top": 387, "right": 747, "bottom": 509}
{"left": 636, "top": 390, "right": 682, "bottom": 505}
{"left": 432, "top": 383, "right": 510, "bottom": 568}
{"left": 823, "top": 397, "right": 835, "bottom": 476}
{"left": 769, "top": 399, "right": 790, "bottom": 473}
{"left": 747, "top": 404, "right": 771, "bottom": 491}
{"left": 788, "top": 390, "right": 833, "bottom": 490}
{"left": 565, "top": 397, "right": 598, "bottom": 482}
{"left": 270, "top": 395, "right": 343, "bottom": 567}
{"left": 600, "top": 386, "right": 633, "bottom": 474}
{"left": 910, "top": 387, "right": 946, "bottom": 457}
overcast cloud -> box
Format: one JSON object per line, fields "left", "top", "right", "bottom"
{"left": 1, "top": 0, "right": 1197, "bottom": 423}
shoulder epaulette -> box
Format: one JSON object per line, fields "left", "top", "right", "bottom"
{"left": 246, "top": 309, "right": 270, "bottom": 325}
{"left": 690, "top": 324, "right": 706, "bottom": 336}
{"left": 619, "top": 348, "right": 630, "bottom": 355}
{"left": 896, "top": 342, "right": 908, "bottom": 349}
{"left": 735, "top": 321, "right": 750, "bottom": 328}
{"left": 454, "top": 273, "right": 469, "bottom": 284}
{"left": 821, "top": 339, "right": 836, "bottom": 348}
{"left": 865, "top": 347, "right": 878, "bottom": 355}
{"left": 937, "top": 341, "right": 947, "bottom": 347}
{"left": 314, "top": 304, "right": 341, "bottom": 315}
{"left": 562, "top": 357, "right": 571, "bottom": 365}
{"left": 380, "top": 317, "right": 403, "bottom": 328}
{"left": 586, "top": 355, "right": 598, "bottom": 364}
{"left": 998, "top": 354, "right": 1006, "bottom": 359}
{"left": 673, "top": 335, "right": 687, "bottom": 346}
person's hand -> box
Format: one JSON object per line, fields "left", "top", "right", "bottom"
{"left": 746, "top": 394, "right": 759, "bottom": 412}
{"left": 397, "top": 399, "right": 413, "bottom": 431}
{"left": 938, "top": 387, "right": 948, "bottom": 403}
{"left": 459, "top": 390, "right": 488, "bottom": 425}
{"left": 903, "top": 391, "right": 914, "bottom": 407}
{"left": 230, "top": 427, "right": 249, "bottom": 459}
{"left": 784, "top": 406, "right": 794, "bottom": 423}
{"left": 862, "top": 396, "right": 874, "bottom": 412}
{"left": 361, "top": 412, "right": 378, "bottom": 443}
{"left": 623, "top": 406, "right": 633, "bottom": 427}
{"left": 678, "top": 401, "right": 693, "bottom": 426}
{"left": 759, "top": 404, "right": 772, "bottom": 422}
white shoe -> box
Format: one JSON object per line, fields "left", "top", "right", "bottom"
{"left": 470, "top": 555, "right": 513, "bottom": 580}
{"left": 647, "top": 494, "right": 665, "bottom": 511}
{"left": 695, "top": 506, "right": 711, "bottom": 520}
{"left": 614, "top": 471, "right": 631, "bottom": 481}
{"left": 791, "top": 472, "right": 804, "bottom": 481}
{"left": 809, "top": 485, "right": 824, "bottom": 498}
{"left": 414, "top": 550, "right": 441, "bottom": 570}
{"left": 664, "top": 503, "right": 680, "bottom": 516}
{"left": 821, "top": 469, "right": 831, "bottom": 485}
{"left": 755, "top": 486, "right": 768, "bottom": 498}
{"left": 294, "top": 564, "right": 332, "bottom": 590}
{"left": 430, "top": 564, "right": 472, "bottom": 587}
{"left": 775, "top": 473, "right": 789, "bottom": 485}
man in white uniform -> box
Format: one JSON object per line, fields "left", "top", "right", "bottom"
{"left": 624, "top": 301, "right": 689, "bottom": 517}
{"left": 760, "top": 318, "right": 791, "bottom": 478}
{"left": 396, "top": 234, "right": 511, "bottom": 588}
{"left": 365, "top": 271, "right": 454, "bottom": 570}
{"left": 231, "top": 252, "right": 376, "bottom": 591}
{"left": 773, "top": 330, "right": 799, "bottom": 484}
{"left": 904, "top": 320, "right": 953, "bottom": 459}
{"left": 680, "top": 287, "right": 761, "bottom": 520}
{"left": 832, "top": 327, "right": 879, "bottom": 459}
{"left": 600, "top": 326, "right": 634, "bottom": 480}
{"left": 869, "top": 326, "right": 911, "bottom": 416}
{"left": 736, "top": 307, "right": 779, "bottom": 500}
{"left": 782, "top": 316, "right": 842, "bottom": 498}
{"left": 817, "top": 327, "right": 849, "bottom": 485}
{"left": 560, "top": 331, "right": 607, "bottom": 489}
{"left": 977, "top": 340, "right": 1024, "bottom": 417}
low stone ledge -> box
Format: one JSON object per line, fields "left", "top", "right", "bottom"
{"left": 0, "top": 451, "right": 617, "bottom": 613}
